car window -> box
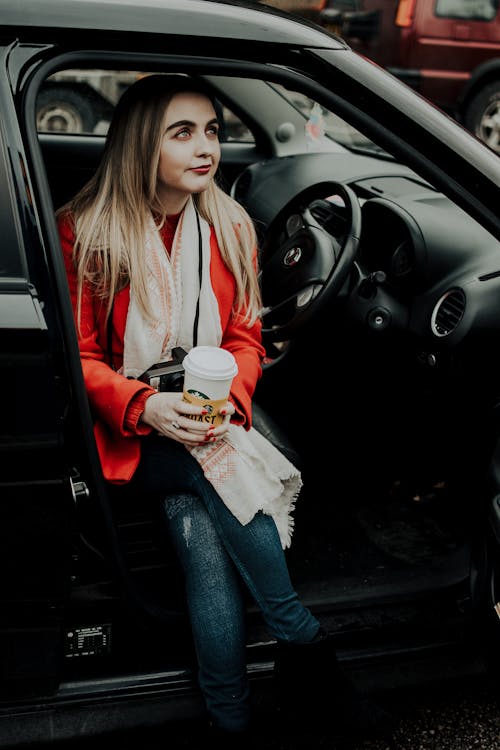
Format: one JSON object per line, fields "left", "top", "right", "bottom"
{"left": 36, "top": 70, "right": 255, "bottom": 143}
{"left": 435, "top": 0, "right": 498, "bottom": 21}
{"left": 270, "top": 82, "right": 387, "bottom": 154}
{"left": 0, "top": 128, "right": 26, "bottom": 278}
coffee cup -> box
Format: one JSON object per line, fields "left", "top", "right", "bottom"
{"left": 182, "top": 346, "right": 238, "bottom": 427}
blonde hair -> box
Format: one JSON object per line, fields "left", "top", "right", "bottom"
{"left": 58, "top": 74, "right": 261, "bottom": 328}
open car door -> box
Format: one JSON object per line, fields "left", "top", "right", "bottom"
{"left": 0, "top": 44, "right": 75, "bottom": 699}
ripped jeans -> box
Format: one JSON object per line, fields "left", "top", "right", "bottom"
{"left": 128, "top": 434, "right": 320, "bottom": 731}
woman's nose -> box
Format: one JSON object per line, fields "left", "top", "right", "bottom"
{"left": 195, "top": 133, "right": 216, "bottom": 155}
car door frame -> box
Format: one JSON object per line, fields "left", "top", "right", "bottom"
{"left": 0, "top": 41, "right": 77, "bottom": 699}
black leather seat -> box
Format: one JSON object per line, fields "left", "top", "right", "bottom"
{"left": 252, "top": 402, "right": 301, "bottom": 469}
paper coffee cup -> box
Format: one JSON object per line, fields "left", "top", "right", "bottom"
{"left": 182, "top": 346, "right": 238, "bottom": 427}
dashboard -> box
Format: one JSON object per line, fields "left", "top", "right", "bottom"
{"left": 233, "top": 152, "right": 500, "bottom": 346}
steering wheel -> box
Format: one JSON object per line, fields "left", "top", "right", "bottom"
{"left": 259, "top": 181, "right": 361, "bottom": 342}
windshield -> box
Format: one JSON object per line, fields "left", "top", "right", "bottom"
{"left": 270, "top": 82, "right": 390, "bottom": 155}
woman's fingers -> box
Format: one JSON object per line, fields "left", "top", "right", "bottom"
{"left": 141, "top": 392, "right": 207, "bottom": 436}
{"left": 200, "top": 400, "right": 235, "bottom": 442}
{"left": 142, "top": 392, "right": 235, "bottom": 444}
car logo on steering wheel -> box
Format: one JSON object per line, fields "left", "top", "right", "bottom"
{"left": 284, "top": 246, "right": 302, "bottom": 266}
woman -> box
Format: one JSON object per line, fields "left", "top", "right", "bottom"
{"left": 57, "top": 74, "right": 389, "bottom": 745}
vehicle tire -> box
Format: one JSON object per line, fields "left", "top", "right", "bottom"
{"left": 463, "top": 81, "right": 500, "bottom": 154}
{"left": 36, "top": 86, "right": 98, "bottom": 133}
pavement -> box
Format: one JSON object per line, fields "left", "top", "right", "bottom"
{"left": 159, "top": 672, "right": 500, "bottom": 749}
{"left": 246, "top": 674, "right": 500, "bottom": 750}
{"left": 36, "top": 672, "right": 498, "bottom": 750}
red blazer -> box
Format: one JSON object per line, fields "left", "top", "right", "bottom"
{"left": 58, "top": 213, "right": 265, "bottom": 484}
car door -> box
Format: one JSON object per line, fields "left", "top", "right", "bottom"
{"left": 0, "top": 44, "right": 76, "bottom": 699}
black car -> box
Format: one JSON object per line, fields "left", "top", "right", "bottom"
{"left": 1, "top": 0, "right": 500, "bottom": 745}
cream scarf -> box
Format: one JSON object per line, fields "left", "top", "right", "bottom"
{"left": 121, "top": 198, "right": 301, "bottom": 548}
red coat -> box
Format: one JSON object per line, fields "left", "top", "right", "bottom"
{"left": 58, "top": 213, "right": 265, "bottom": 483}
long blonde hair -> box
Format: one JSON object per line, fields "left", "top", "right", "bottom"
{"left": 58, "top": 74, "right": 261, "bottom": 327}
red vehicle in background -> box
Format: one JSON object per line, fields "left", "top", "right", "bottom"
{"left": 263, "top": 0, "right": 500, "bottom": 154}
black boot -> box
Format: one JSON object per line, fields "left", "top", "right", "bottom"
{"left": 273, "top": 628, "right": 395, "bottom": 740}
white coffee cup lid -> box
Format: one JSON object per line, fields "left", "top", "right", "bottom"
{"left": 183, "top": 346, "right": 238, "bottom": 381}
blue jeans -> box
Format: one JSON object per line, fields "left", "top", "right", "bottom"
{"left": 129, "top": 434, "right": 320, "bottom": 731}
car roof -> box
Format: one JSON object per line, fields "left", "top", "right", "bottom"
{"left": 0, "top": 0, "right": 345, "bottom": 48}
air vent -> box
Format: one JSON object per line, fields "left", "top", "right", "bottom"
{"left": 310, "top": 200, "right": 331, "bottom": 225}
{"left": 431, "top": 288, "right": 466, "bottom": 337}
{"left": 310, "top": 199, "right": 345, "bottom": 235}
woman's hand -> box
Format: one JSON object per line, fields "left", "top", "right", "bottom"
{"left": 205, "top": 400, "right": 235, "bottom": 442}
{"left": 140, "top": 392, "right": 235, "bottom": 445}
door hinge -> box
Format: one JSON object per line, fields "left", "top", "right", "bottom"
{"left": 70, "top": 477, "right": 90, "bottom": 504}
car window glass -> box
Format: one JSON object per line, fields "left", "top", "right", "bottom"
{"left": 435, "top": 0, "right": 498, "bottom": 21}
{"left": 0, "top": 130, "right": 25, "bottom": 278}
{"left": 270, "top": 82, "right": 386, "bottom": 154}
{"left": 36, "top": 70, "right": 255, "bottom": 143}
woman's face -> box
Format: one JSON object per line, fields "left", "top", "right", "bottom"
{"left": 157, "top": 90, "right": 221, "bottom": 213}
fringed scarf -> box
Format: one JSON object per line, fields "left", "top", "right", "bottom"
{"left": 121, "top": 197, "right": 301, "bottom": 548}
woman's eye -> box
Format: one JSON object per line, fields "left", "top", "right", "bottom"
{"left": 207, "top": 126, "right": 219, "bottom": 137}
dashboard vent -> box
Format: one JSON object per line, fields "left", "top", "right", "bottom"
{"left": 310, "top": 201, "right": 331, "bottom": 224}
{"left": 310, "top": 199, "right": 345, "bottom": 235}
{"left": 431, "top": 288, "right": 466, "bottom": 337}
